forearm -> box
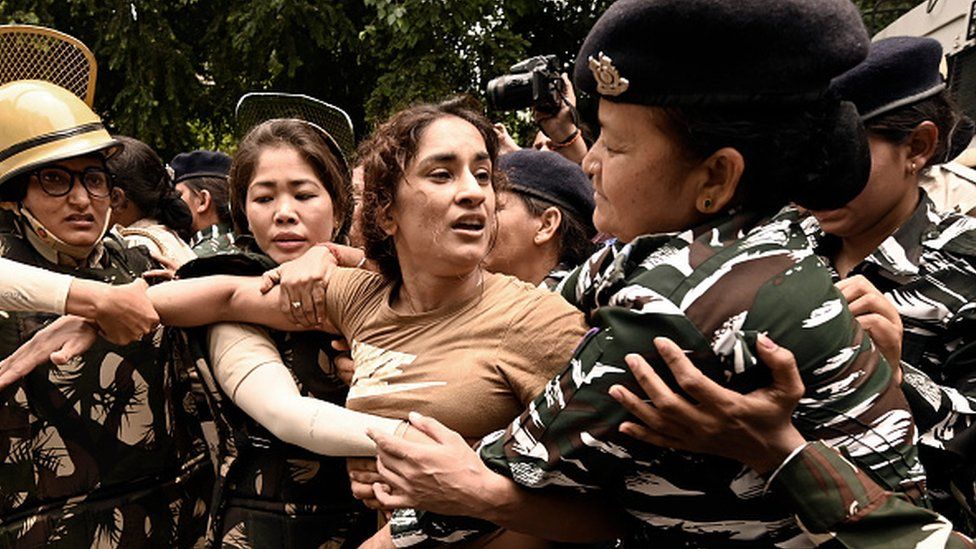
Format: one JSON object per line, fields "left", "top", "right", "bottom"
{"left": 770, "top": 441, "right": 973, "bottom": 547}
{"left": 478, "top": 472, "right": 626, "bottom": 542}
{"left": 234, "top": 363, "right": 401, "bottom": 456}
{"left": 0, "top": 257, "right": 73, "bottom": 313}
{"left": 149, "top": 275, "right": 239, "bottom": 326}
{"left": 390, "top": 472, "right": 625, "bottom": 546}
{"left": 209, "top": 323, "right": 398, "bottom": 455}
{"left": 64, "top": 278, "right": 102, "bottom": 318}
{"left": 550, "top": 134, "right": 587, "bottom": 165}
{"left": 150, "top": 275, "right": 302, "bottom": 330}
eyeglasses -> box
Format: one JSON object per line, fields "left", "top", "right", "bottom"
{"left": 29, "top": 167, "right": 113, "bottom": 198}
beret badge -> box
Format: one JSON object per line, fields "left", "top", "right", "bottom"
{"left": 588, "top": 52, "right": 629, "bottom": 96}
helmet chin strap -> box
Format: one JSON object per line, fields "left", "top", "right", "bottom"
{"left": 16, "top": 203, "right": 112, "bottom": 266}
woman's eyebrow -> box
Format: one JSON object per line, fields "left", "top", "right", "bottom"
{"left": 417, "top": 153, "right": 458, "bottom": 166}
{"left": 247, "top": 180, "right": 276, "bottom": 191}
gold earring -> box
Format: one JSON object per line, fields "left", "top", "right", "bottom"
{"left": 702, "top": 198, "right": 713, "bottom": 211}
{"left": 910, "top": 162, "right": 918, "bottom": 175}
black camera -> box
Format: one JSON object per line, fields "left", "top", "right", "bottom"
{"left": 487, "top": 55, "right": 564, "bottom": 114}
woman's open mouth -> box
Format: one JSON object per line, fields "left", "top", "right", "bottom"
{"left": 451, "top": 215, "right": 486, "bottom": 236}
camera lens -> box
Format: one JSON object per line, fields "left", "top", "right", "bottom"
{"left": 487, "top": 73, "right": 536, "bottom": 111}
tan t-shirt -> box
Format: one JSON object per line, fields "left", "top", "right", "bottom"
{"left": 325, "top": 268, "right": 587, "bottom": 439}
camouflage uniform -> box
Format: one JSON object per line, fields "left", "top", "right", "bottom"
{"left": 919, "top": 162, "right": 976, "bottom": 216}
{"left": 0, "top": 211, "right": 213, "bottom": 548}
{"left": 172, "top": 252, "right": 372, "bottom": 549}
{"left": 188, "top": 224, "right": 237, "bottom": 258}
{"left": 538, "top": 262, "right": 576, "bottom": 292}
{"left": 389, "top": 207, "right": 922, "bottom": 547}
{"left": 798, "top": 191, "right": 976, "bottom": 534}
{"left": 770, "top": 442, "right": 973, "bottom": 547}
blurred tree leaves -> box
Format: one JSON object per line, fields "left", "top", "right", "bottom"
{"left": 855, "top": 0, "right": 919, "bottom": 35}
{"left": 0, "top": 0, "right": 916, "bottom": 157}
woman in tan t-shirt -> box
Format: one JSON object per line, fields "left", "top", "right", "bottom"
{"left": 6, "top": 99, "right": 593, "bottom": 546}
{"left": 152, "top": 99, "right": 587, "bottom": 438}
{"left": 263, "top": 97, "right": 592, "bottom": 548}
{"left": 150, "top": 99, "right": 590, "bottom": 547}
{"left": 147, "top": 99, "right": 589, "bottom": 546}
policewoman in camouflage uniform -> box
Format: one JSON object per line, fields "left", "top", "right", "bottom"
{"left": 171, "top": 150, "right": 237, "bottom": 258}
{"left": 484, "top": 149, "right": 597, "bottom": 290}
{"left": 170, "top": 117, "right": 372, "bottom": 548}
{"left": 809, "top": 36, "right": 976, "bottom": 535}
{"left": 0, "top": 81, "right": 212, "bottom": 547}
{"left": 358, "top": 1, "right": 929, "bottom": 547}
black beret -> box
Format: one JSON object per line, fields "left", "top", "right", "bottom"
{"left": 170, "top": 150, "right": 231, "bottom": 183}
{"left": 830, "top": 36, "right": 946, "bottom": 121}
{"left": 499, "top": 149, "right": 595, "bottom": 228}
{"left": 574, "top": 0, "right": 869, "bottom": 107}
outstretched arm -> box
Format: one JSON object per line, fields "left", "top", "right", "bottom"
{"left": 0, "top": 258, "right": 157, "bottom": 345}
{"left": 148, "top": 275, "right": 335, "bottom": 332}
{"left": 207, "top": 322, "right": 400, "bottom": 456}
{"left": 0, "top": 315, "right": 99, "bottom": 389}
{"left": 367, "top": 413, "right": 629, "bottom": 544}
{"left": 0, "top": 257, "right": 72, "bottom": 313}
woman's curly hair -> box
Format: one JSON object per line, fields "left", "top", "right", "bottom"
{"left": 356, "top": 96, "right": 505, "bottom": 281}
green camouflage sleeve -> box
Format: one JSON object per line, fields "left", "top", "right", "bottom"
{"left": 769, "top": 441, "right": 974, "bottom": 548}
{"left": 391, "top": 223, "right": 919, "bottom": 546}
{"left": 389, "top": 307, "right": 712, "bottom": 547}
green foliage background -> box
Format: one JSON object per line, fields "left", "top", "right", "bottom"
{"left": 0, "top": 0, "right": 917, "bottom": 158}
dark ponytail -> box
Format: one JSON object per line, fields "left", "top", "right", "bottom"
{"left": 107, "top": 135, "right": 193, "bottom": 239}
{"left": 661, "top": 97, "right": 870, "bottom": 211}
{"left": 156, "top": 185, "right": 194, "bottom": 239}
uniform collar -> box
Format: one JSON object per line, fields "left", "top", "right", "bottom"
{"left": 539, "top": 261, "right": 576, "bottom": 292}
{"left": 571, "top": 207, "right": 772, "bottom": 311}
{"left": 189, "top": 223, "right": 234, "bottom": 248}
{"left": 810, "top": 190, "right": 940, "bottom": 280}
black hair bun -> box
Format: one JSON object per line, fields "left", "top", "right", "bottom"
{"left": 789, "top": 101, "right": 870, "bottom": 211}
{"left": 156, "top": 186, "right": 193, "bottom": 239}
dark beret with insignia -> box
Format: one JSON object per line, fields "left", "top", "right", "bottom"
{"left": 499, "top": 149, "right": 595, "bottom": 233}
{"left": 573, "top": 0, "right": 869, "bottom": 107}
{"left": 170, "top": 150, "right": 232, "bottom": 183}
{"left": 830, "top": 36, "right": 946, "bottom": 121}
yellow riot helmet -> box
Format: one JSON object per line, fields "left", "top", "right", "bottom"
{"left": 0, "top": 80, "right": 119, "bottom": 190}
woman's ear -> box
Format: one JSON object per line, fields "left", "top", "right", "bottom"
{"left": 110, "top": 187, "right": 127, "bottom": 210}
{"left": 907, "top": 121, "right": 939, "bottom": 171}
{"left": 197, "top": 189, "right": 213, "bottom": 214}
{"left": 534, "top": 206, "right": 562, "bottom": 246}
{"left": 377, "top": 202, "right": 397, "bottom": 237}
{"left": 694, "top": 147, "right": 744, "bottom": 214}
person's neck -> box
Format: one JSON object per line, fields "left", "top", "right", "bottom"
{"left": 835, "top": 189, "right": 920, "bottom": 278}
{"left": 112, "top": 207, "right": 143, "bottom": 228}
{"left": 519, "top": 246, "right": 560, "bottom": 286}
{"left": 195, "top": 211, "right": 220, "bottom": 233}
{"left": 395, "top": 264, "right": 484, "bottom": 314}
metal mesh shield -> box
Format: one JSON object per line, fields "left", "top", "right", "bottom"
{"left": 0, "top": 25, "right": 97, "bottom": 106}
{"left": 235, "top": 92, "right": 355, "bottom": 166}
